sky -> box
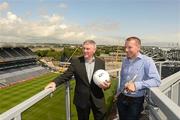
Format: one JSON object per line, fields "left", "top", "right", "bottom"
{"left": 0, "top": 0, "right": 179, "bottom": 46}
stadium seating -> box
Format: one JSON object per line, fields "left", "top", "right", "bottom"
{"left": 0, "top": 47, "right": 49, "bottom": 88}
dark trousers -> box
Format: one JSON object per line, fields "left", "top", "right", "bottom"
{"left": 117, "top": 94, "right": 144, "bottom": 120}
{"left": 76, "top": 97, "right": 106, "bottom": 120}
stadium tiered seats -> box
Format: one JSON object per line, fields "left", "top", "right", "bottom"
{"left": 23, "top": 48, "right": 35, "bottom": 55}
{"left": 0, "top": 66, "right": 49, "bottom": 87}
{"left": 0, "top": 47, "right": 37, "bottom": 61}
{"left": 0, "top": 47, "right": 49, "bottom": 88}
{"left": 14, "top": 48, "right": 30, "bottom": 56}
{"left": 4, "top": 48, "right": 22, "bottom": 57}
{"left": 0, "top": 47, "right": 38, "bottom": 70}
{"left": 0, "top": 48, "right": 12, "bottom": 58}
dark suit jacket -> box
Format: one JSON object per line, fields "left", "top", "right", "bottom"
{"left": 53, "top": 56, "right": 105, "bottom": 108}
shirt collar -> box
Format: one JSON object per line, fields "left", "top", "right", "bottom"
{"left": 85, "top": 56, "right": 95, "bottom": 63}
{"left": 126, "top": 52, "right": 143, "bottom": 62}
{"left": 137, "top": 52, "right": 143, "bottom": 59}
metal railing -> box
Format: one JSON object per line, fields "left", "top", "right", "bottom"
{"left": 65, "top": 81, "right": 71, "bottom": 120}
{"left": 155, "top": 60, "right": 180, "bottom": 79}
{"left": 1, "top": 61, "right": 180, "bottom": 120}
{"left": 148, "top": 61, "right": 180, "bottom": 120}
{"left": 0, "top": 89, "right": 53, "bottom": 120}
{"left": 148, "top": 71, "right": 180, "bottom": 120}
{"left": 0, "top": 69, "right": 120, "bottom": 120}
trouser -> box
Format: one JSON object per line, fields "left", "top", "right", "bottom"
{"left": 117, "top": 93, "right": 144, "bottom": 120}
{"left": 76, "top": 97, "right": 106, "bottom": 120}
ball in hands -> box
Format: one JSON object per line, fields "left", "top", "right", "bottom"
{"left": 93, "top": 69, "right": 110, "bottom": 86}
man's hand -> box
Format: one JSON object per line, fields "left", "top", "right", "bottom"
{"left": 44, "top": 82, "right": 56, "bottom": 92}
{"left": 98, "top": 80, "right": 111, "bottom": 90}
{"left": 124, "top": 81, "right": 136, "bottom": 93}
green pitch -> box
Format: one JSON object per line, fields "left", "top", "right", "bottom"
{"left": 0, "top": 72, "right": 117, "bottom": 120}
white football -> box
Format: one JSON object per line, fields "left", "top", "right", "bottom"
{"left": 93, "top": 69, "right": 110, "bottom": 86}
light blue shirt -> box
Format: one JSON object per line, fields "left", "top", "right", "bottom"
{"left": 118, "top": 53, "right": 161, "bottom": 97}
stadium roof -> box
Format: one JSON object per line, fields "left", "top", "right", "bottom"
{"left": 0, "top": 42, "right": 78, "bottom": 48}
{"left": 0, "top": 42, "right": 59, "bottom": 48}
{"left": 0, "top": 42, "right": 31, "bottom": 48}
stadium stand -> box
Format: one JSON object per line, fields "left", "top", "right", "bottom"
{"left": 0, "top": 47, "right": 50, "bottom": 88}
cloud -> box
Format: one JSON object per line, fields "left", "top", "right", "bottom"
{"left": 177, "top": 32, "right": 180, "bottom": 39}
{"left": 0, "top": 2, "right": 121, "bottom": 45}
{"left": 86, "top": 21, "right": 121, "bottom": 32}
{"left": 57, "top": 3, "right": 67, "bottom": 9}
{"left": 0, "top": 11, "right": 98, "bottom": 44}
{"left": 7, "top": 12, "right": 22, "bottom": 23}
{"left": 42, "top": 14, "right": 64, "bottom": 24}
{"left": 0, "top": 2, "right": 9, "bottom": 11}
{"left": 59, "top": 24, "right": 68, "bottom": 30}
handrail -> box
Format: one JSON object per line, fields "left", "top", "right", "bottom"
{"left": 149, "top": 87, "right": 180, "bottom": 120}
{"left": 0, "top": 89, "right": 53, "bottom": 120}
{"left": 148, "top": 70, "right": 180, "bottom": 120}
{"left": 0, "top": 69, "right": 120, "bottom": 120}
{"left": 155, "top": 61, "right": 180, "bottom": 64}
{"left": 159, "top": 71, "right": 180, "bottom": 91}
{"left": 1, "top": 67, "right": 179, "bottom": 120}
{"left": 155, "top": 61, "right": 180, "bottom": 79}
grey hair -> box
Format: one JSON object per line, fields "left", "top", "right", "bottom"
{"left": 83, "top": 40, "right": 96, "bottom": 48}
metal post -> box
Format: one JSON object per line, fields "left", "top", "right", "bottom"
{"left": 159, "top": 62, "right": 162, "bottom": 79}
{"left": 116, "top": 70, "right": 120, "bottom": 92}
{"left": 116, "top": 71, "right": 119, "bottom": 78}
{"left": 65, "top": 81, "right": 71, "bottom": 120}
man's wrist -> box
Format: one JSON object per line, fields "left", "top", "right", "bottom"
{"left": 134, "top": 81, "right": 142, "bottom": 91}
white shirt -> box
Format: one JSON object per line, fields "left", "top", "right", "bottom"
{"left": 85, "top": 57, "right": 95, "bottom": 83}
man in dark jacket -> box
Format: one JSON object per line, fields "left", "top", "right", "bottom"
{"left": 45, "top": 40, "right": 111, "bottom": 120}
